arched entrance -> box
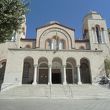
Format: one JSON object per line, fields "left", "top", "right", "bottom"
{"left": 0, "top": 59, "right": 7, "bottom": 85}
{"left": 38, "top": 57, "right": 48, "bottom": 84}
{"left": 80, "top": 58, "right": 92, "bottom": 84}
{"left": 22, "top": 57, "right": 34, "bottom": 84}
{"left": 66, "top": 58, "right": 77, "bottom": 84}
{"left": 52, "top": 57, "right": 62, "bottom": 84}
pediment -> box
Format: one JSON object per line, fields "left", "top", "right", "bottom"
{"left": 37, "top": 21, "right": 75, "bottom": 31}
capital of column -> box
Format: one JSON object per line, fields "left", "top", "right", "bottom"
{"left": 63, "top": 65, "right": 66, "bottom": 68}
{"left": 48, "top": 65, "right": 52, "bottom": 68}
{"left": 77, "top": 65, "right": 80, "bottom": 68}
{"left": 34, "top": 64, "right": 38, "bottom": 68}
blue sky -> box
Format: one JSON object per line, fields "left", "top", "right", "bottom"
{"left": 26, "top": 0, "right": 110, "bottom": 39}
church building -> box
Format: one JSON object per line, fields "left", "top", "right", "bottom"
{"left": 0, "top": 11, "right": 110, "bottom": 90}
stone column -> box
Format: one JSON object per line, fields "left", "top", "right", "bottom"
{"left": 63, "top": 65, "right": 67, "bottom": 85}
{"left": 51, "top": 39, "right": 54, "bottom": 50}
{"left": 91, "top": 28, "right": 95, "bottom": 43}
{"left": 100, "top": 30, "right": 104, "bottom": 43}
{"left": 32, "top": 64, "right": 37, "bottom": 85}
{"left": 103, "top": 30, "right": 107, "bottom": 43}
{"left": 72, "top": 68, "right": 74, "bottom": 84}
{"left": 48, "top": 65, "right": 52, "bottom": 85}
{"left": 94, "top": 30, "right": 98, "bottom": 43}
{"left": 77, "top": 65, "right": 82, "bottom": 85}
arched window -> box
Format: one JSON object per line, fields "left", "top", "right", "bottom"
{"left": 53, "top": 38, "right": 57, "bottom": 49}
{"left": 51, "top": 36, "right": 59, "bottom": 50}
{"left": 101, "top": 28, "right": 105, "bottom": 43}
{"left": 83, "top": 29, "right": 88, "bottom": 39}
{"left": 38, "top": 57, "right": 48, "bottom": 84}
{"left": 80, "top": 58, "right": 92, "bottom": 84}
{"left": 96, "top": 25, "right": 102, "bottom": 43}
{"left": 91, "top": 27, "right": 96, "bottom": 43}
{"left": 22, "top": 57, "right": 34, "bottom": 84}
{"left": 46, "top": 39, "right": 51, "bottom": 49}
{"left": 59, "top": 39, "right": 65, "bottom": 49}
{"left": 46, "top": 36, "right": 65, "bottom": 50}
{"left": 23, "top": 62, "right": 30, "bottom": 78}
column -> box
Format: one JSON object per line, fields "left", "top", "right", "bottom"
{"left": 63, "top": 65, "right": 67, "bottom": 85}
{"left": 48, "top": 65, "right": 52, "bottom": 85}
{"left": 104, "top": 30, "right": 107, "bottom": 43}
{"left": 32, "top": 64, "right": 37, "bottom": 85}
{"left": 102, "top": 29, "right": 105, "bottom": 43}
{"left": 92, "top": 28, "right": 95, "bottom": 43}
{"left": 77, "top": 65, "right": 82, "bottom": 85}
{"left": 72, "top": 68, "right": 74, "bottom": 84}
{"left": 94, "top": 30, "right": 98, "bottom": 43}
{"left": 51, "top": 39, "right": 54, "bottom": 50}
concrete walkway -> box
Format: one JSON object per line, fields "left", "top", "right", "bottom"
{"left": 0, "top": 98, "right": 110, "bottom": 110}
{"left": 0, "top": 84, "right": 110, "bottom": 99}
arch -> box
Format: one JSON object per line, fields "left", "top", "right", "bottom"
{"left": 38, "top": 57, "right": 48, "bottom": 84}
{"left": 38, "top": 27, "right": 73, "bottom": 49}
{"left": 22, "top": 57, "right": 34, "bottom": 84}
{"left": 80, "top": 58, "right": 92, "bottom": 84}
{"left": 38, "top": 57, "right": 48, "bottom": 64}
{"left": 52, "top": 57, "right": 62, "bottom": 63}
{"left": 52, "top": 57, "right": 62, "bottom": 84}
{"left": 52, "top": 57, "right": 62, "bottom": 68}
{"left": 39, "top": 62, "right": 48, "bottom": 68}
{"left": 66, "top": 58, "right": 77, "bottom": 84}
{"left": 0, "top": 59, "right": 7, "bottom": 85}
{"left": 66, "top": 57, "right": 76, "bottom": 67}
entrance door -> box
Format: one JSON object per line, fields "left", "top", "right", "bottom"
{"left": 39, "top": 69, "right": 48, "bottom": 84}
{"left": 66, "top": 69, "right": 73, "bottom": 84}
{"left": 52, "top": 73, "right": 61, "bottom": 84}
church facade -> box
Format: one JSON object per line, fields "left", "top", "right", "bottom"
{"left": 0, "top": 11, "right": 110, "bottom": 90}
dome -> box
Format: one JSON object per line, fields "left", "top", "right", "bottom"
{"left": 49, "top": 21, "right": 60, "bottom": 24}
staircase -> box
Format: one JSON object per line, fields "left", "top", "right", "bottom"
{"left": 0, "top": 84, "right": 110, "bottom": 99}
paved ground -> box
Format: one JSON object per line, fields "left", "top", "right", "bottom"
{"left": 0, "top": 85, "right": 110, "bottom": 110}
{"left": 0, "top": 84, "right": 110, "bottom": 99}
{"left": 0, "top": 99, "right": 110, "bottom": 110}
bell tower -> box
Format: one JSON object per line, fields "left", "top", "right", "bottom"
{"left": 83, "top": 11, "right": 109, "bottom": 51}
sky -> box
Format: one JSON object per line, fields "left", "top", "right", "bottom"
{"left": 26, "top": 0, "right": 110, "bottom": 39}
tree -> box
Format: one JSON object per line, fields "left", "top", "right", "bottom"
{"left": 0, "top": 0, "right": 29, "bottom": 43}
{"left": 108, "top": 28, "right": 110, "bottom": 39}
{"left": 104, "top": 59, "right": 110, "bottom": 78}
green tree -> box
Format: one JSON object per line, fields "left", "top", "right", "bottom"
{"left": 0, "top": 0, "right": 29, "bottom": 43}
{"left": 108, "top": 29, "right": 110, "bottom": 41}
{"left": 104, "top": 59, "right": 110, "bottom": 77}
